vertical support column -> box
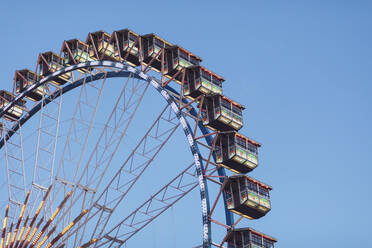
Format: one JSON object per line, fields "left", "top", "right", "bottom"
{"left": 30, "top": 84, "right": 63, "bottom": 217}
{"left": 4, "top": 120, "right": 26, "bottom": 222}
{"left": 51, "top": 70, "right": 107, "bottom": 227}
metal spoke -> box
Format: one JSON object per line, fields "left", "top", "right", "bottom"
{"left": 62, "top": 102, "right": 180, "bottom": 246}
{"left": 0, "top": 60, "right": 233, "bottom": 248}
{"left": 54, "top": 71, "right": 107, "bottom": 189}
{"left": 49, "top": 70, "right": 108, "bottom": 227}
{"left": 54, "top": 72, "right": 150, "bottom": 247}
{"left": 86, "top": 105, "right": 179, "bottom": 241}
{"left": 29, "top": 84, "right": 62, "bottom": 217}
{"left": 96, "top": 162, "right": 199, "bottom": 248}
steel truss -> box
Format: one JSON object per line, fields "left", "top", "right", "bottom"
{"left": 3, "top": 120, "right": 26, "bottom": 221}
{"left": 168, "top": 88, "right": 236, "bottom": 247}
{"left": 30, "top": 83, "right": 63, "bottom": 218}
{"left": 61, "top": 102, "right": 181, "bottom": 247}
{"left": 99, "top": 162, "right": 203, "bottom": 247}
{"left": 50, "top": 68, "right": 150, "bottom": 247}
{"left": 50, "top": 69, "right": 109, "bottom": 226}
{"left": 0, "top": 61, "right": 239, "bottom": 248}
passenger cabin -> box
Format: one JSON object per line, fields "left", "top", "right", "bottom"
{"left": 37, "top": 52, "right": 71, "bottom": 86}
{"left": 113, "top": 29, "right": 141, "bottom": 66}
{"left": 201, "top": 95, "right": 244, "bottom": 131}
{"left": 14, "top": 69, "right": 46, "bottom": 101}
{"left": 226, "top": 228, "right": 277, "bottom": 248}
{"left": 62, "top": 39, "right": 94, "bottom": 65}
{"left": 224, "top": 175, "right": 272, "bottom": 219}
{"left": 166, "top": 46, "right": 201, "bottom": 77}
{"left": 184, "top": 66, "right": 224, "bottom": 98}
{"left": 215, "top": 132, "right": 261, "bottom": 174}
{"left": 0, "top": 90, "right": 26, "bottom": 121}
{"left": 87, "top": 31, "right": 116, "bottom": 61}
{"left": 142, "top": 33, "right": 172, "bottom": 72}
{"left": 184, "top": 66, "right": 225, "bottom": 98}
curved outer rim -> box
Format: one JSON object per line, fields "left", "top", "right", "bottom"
{"left": 164, "top": 85, "right": 234, "bottom": 227}
{"left": 0, "top": 61, "right": 234, "bottom": 247}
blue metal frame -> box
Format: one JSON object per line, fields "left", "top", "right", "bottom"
{"left": 0, "top": 62, "right": 234, "bottom": 247}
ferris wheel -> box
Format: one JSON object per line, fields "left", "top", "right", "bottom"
{"left": 0, "top": 29, "right": 277, "bottom": 248}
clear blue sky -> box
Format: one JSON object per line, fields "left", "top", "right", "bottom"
{"left": 0, "top": 1, "right": 371, "bottom": 247}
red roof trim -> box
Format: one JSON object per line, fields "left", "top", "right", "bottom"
{"left": 174, "top": 46, "right": 202, "bottom": 61}
{"left": 221, "top": 95, "right": 244, "bottom": 109}
{"left": 65, "top": 39, "right": 88, "bottom": 47}
{"left": 200, "top": 66, "right": 225, "bottom": 81}
{"left": 245, "top": 175, "right": 273, "bottom": 190}
{"left": 235, "top": 133, "right": 261, "bottom": 147}
{"left": 142, "top": 33, "right": 173, "bottom": 47}
{"left": 249, "top": 229, "right": 277, "bottom": 242}
{"left": 90, "top": 30, "right": 111, "bottom": 38}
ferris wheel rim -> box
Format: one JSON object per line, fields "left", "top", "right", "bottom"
{"left": 0, "top": 61, "right": 234, "bottom": 247}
